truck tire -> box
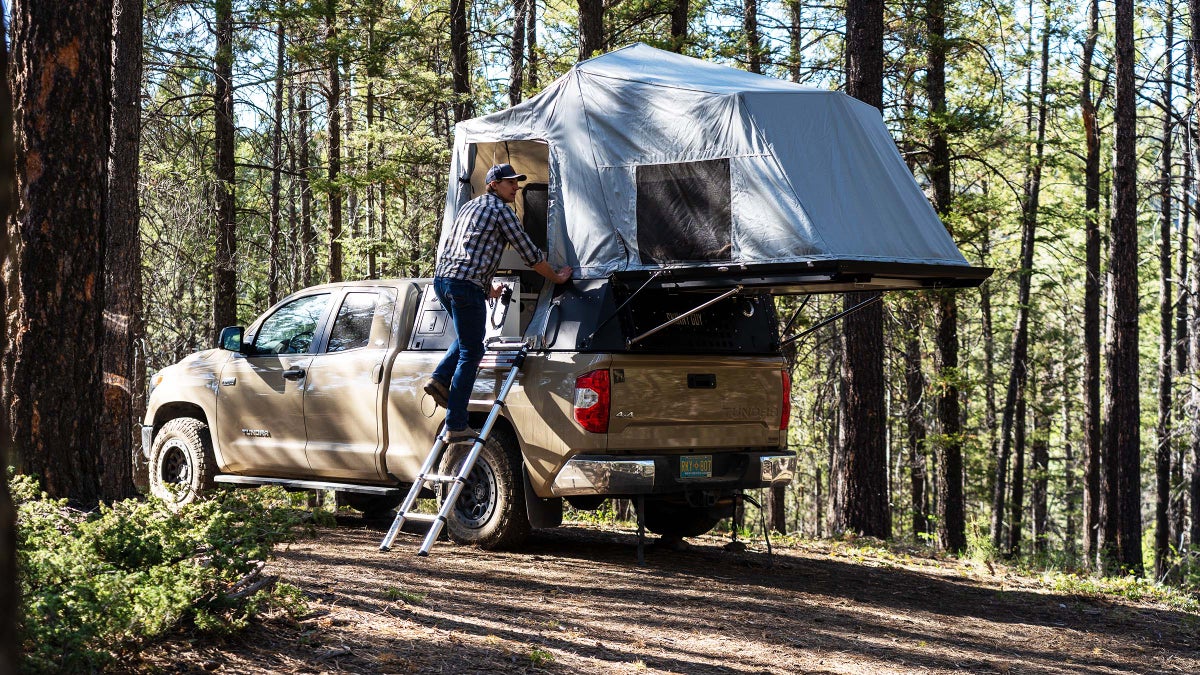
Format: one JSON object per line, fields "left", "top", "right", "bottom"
{"left": 148, "top": 418, "right": 215, "bottom": 508}
{"left": 438, "top": 427, "right": 530, "bottom": 549}
{"left": 644, "top": 500, "right": 725, "bottom": 538}
{"left": 343, "top": 492, "right": 402, "bottom": 520}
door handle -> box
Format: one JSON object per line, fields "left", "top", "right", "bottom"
{"left": 282, "top": 368, "right": 306, "bottom": 381}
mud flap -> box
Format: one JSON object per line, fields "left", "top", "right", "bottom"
{"left": 523, "top": 466, "right": 563, "bottom": 528}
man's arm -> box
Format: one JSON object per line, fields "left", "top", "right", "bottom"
{"left": 532, "top": 260, "right": 572, "bottom": 284}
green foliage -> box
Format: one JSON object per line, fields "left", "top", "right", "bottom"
{"left": 529, "top": 645, "right": 555, "bottom": 667}
{"left": 13, "top": 479, "right": 308, "bottom": 674}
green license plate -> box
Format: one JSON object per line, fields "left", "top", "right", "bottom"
{"left": 680, "top": 455, "right": 712, "bottom": 479}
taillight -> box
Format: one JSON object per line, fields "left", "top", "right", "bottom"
{"left": 574, "top": 369, "right": 610, "bottom": 433}
{"left": 780, "top": 368, "right": 792, "bottom": 431}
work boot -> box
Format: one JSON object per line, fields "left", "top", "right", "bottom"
{"left": 442, "top": 427, "right": 480, "bottom": 445}
{"left": 423, "top": 378, "right": 450, "bottom": 408}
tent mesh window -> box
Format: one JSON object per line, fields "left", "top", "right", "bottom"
{"left": 635, "top": 159, "right": 732, "bottom": 264}
{"left": 521, "top": 183, "right": 549, "bottom": 251}
{"left": 616, "top": 289, "right": 778, "bottom": 354}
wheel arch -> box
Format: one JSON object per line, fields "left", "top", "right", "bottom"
{"left": 152, "top": 402, "right": 223, "bottom": 469}
{"left": 462, "top": 411, "right": 562, "bottom": 529}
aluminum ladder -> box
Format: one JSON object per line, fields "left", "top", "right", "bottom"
{"left": 378, "top": 338, "right": 529, "bottom": 556}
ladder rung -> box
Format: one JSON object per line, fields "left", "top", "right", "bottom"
{"left": 421, "top": 473, "right": 459, "bottom": 484}
{"left": 401, "top": 512, "right": 441, "bottom": 524}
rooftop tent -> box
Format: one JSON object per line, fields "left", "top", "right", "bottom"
{"left": 441, "top": 43, "right": 989, "bottom": 293}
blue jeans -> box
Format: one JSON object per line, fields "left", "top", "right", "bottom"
{"left": 432, "top": 277, "right": 486, "bottom": 431}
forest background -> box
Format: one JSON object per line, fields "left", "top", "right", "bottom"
{"left": 1, "top": 0, "right": 1197, "bottom": 643}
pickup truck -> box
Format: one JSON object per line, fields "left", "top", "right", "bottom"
{"left": 142, "top": 271, "right": 795, "bottom": 549}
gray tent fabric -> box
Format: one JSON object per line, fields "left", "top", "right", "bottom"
{"left": 440, "top": 43, "right": 973, "bottom": 281}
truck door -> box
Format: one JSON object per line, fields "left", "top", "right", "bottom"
{"left": 303, "top": 288, "right": 397, "bottom": 481}
{"left": 216, "top": 292, "right": 332, "bottom": 475}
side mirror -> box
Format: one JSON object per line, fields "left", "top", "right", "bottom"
{"left": 218, "top": 326, "right": 244, "bottom": 352}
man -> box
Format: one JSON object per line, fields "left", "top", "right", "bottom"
{"left": 425, "top": 163, "right": 572, "bottom": 443}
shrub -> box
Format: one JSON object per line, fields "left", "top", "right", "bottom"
{"left": 12, "top": 475, "right": 308, "bottom": 673}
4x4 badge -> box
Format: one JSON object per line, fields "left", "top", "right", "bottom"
{"left": 615, "top": 411, "right": 634, "bottom": 418}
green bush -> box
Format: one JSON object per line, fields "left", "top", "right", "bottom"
{"left": 12, "top": 475, "right": 309, "bottom": 674}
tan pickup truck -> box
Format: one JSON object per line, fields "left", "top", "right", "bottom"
{"left": 142, "top": 273, "right": 795, "bottom": 548}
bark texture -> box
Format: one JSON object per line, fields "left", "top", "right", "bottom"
{"left": 926, "top": 0, "right": 965, "bottom": 552}
{"left": 1153, "top": 0, "right": 1175, "bottom": 580}
{"left": 579, "top": 0, "right": 605, "bottom": 61}
{"left": 1102, "top": 0, "right": 1142, "bottom": 575}
{"left": 8, "top": 0, "right": 112, "bottom": 503}
{"left": 326, "top": 0, "right": 343, "bottom": 283}
{"left": 0, "top": 16, "right": 19, "bottom": 673}
{"left": 1080, "top": 0, "right": 1103, "bottom": 566}
{"left": 450, "top": 0, "right": 474, "bottom": 121}
{"left": 104, "top": 0, "right": 145, "bottom": 495}
{"left": 212, "top": 0, "right": 237, "bottom": 336}
{"left": 833, "top": 0, "right": 889, "bottom": 539}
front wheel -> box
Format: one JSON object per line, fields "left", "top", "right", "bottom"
{"left": 437, "top": 427, "right": 530, "bottom": 549}
{"left": 148, "top": 418, "right": 216, "bottom": 508}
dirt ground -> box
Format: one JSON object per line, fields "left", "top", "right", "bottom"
{"left": 130, "top": 519, "right": 1200, "bottom": 674}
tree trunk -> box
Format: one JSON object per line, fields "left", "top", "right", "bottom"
{"left": 103, "top": 0, "right": 145, "bottom": 496}
{"left": 579, "top": 0, "right": 604, "bottom": 61}
{"left": 1009, "top": 394, "right": 1027, "bottom": 556}
{"left": 1154, "top": 0, "right": 1175, "bottom": 580}
{"left": 326, "top": 0, "right": 343, "bottom": 283}
{"left": 268, "top": 19, "right": 285, "bottom": 306}
{"left": 212, "top": 0, "right": 237, "bottom": 337}
{"left": 833, "top": 0, "right": 888, "bottom": 539}
{"left": 904, "top": 315, "right": 928, "bottom": 540}
{"left": 1081, "top": 0, "right": 1103, "bottom": 567}
{"left": 744, "top": 0, "right": 761, "bottom": 73}
{"left": 298, "top": 82, "right": 314, "bottom": 287}
{"left": 527, "top": 0, "right": 539, "bottom": 90}
{"left": 364, "top": 13, "right": 374, "bottom": 279}
{"left": 1063, "top": 361, "right": 1078, "bottom": 559}
{"left": 670, "top": 0, "right": 689, "bottom": 53}
{"left": 926, "top": 0, "right": 964, "bottom": 552}
{"left": 1190, "top": 6, "right": 1200, "bottom": 551}
{"left": 0, "top": 23, "right": 20, "bottom": 675}
{"left": 510, "top": 0, "right": 527, "bottom": 106}
{"left": 993, "top": 6, "right": 1048, "bottom": 553}
{"left": 1031, "top": 396, "right": 1050, "bottom": 557}
{"left": 451, "top": 0, "right": 473, "bottom": 121}
{"left": 1103, "top": 0, "right": 1142, "bottom": 575}
{"left": 788, "top": 1, "right": 803, "bottom": 82}
{"left": 9, "top": 0, "right": 112, "bottom": 503}
{"left": 1173, "top": 47, "right": 1191, "bottom": 551}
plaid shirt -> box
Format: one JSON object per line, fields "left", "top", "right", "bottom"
{"left": 435, "top": 193, "right": 545, "bottom": 290}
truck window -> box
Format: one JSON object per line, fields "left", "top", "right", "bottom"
{"left": 327, "top": 290, "right": 395, "bottom": 352}
{"left": 252, "top": 293, "right": 330, "bottom": 355}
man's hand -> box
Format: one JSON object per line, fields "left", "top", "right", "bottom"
{"left": 532, "top": 260, "right": 573, "bottom": 285}
{"left": 488, "top": 284, "right": 506, "bottom": 300}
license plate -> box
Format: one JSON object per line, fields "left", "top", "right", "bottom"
{"left": 680, "top": 455, "right": 712, "bottom": 479}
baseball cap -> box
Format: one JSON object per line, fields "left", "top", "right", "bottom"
{"left": 486, "top": 163, "right": 526, "bottom": 183}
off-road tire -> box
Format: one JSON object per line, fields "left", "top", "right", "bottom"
{"left": 438, "top": 427, "right": 530, "bottom": 549}
{"left": 643, "top": 500, "right": 725, "bottom": 538}
{"left": 343, "top": 492, "right": 403, "bottom": 520}
{"left": 148, "top": 418, "right": 216, "bottom": 508}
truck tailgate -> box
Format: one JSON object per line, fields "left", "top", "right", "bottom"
{"left": 604, "top": 354, "right": 784, "bottom": 450}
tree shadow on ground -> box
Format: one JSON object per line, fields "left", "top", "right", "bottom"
{"left": 254, "top": 522, "right": 1200, "bottom": 674}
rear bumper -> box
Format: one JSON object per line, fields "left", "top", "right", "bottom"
{"left": 550, "top": 451, "right": 794, "bottom": 497}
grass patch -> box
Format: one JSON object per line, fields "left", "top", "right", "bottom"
{"left": 13, "top": 474, "right": 309, "bottom": 673}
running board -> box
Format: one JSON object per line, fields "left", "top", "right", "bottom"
{"left": 214, "top": 475, "right": 401, "bottom": 496}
